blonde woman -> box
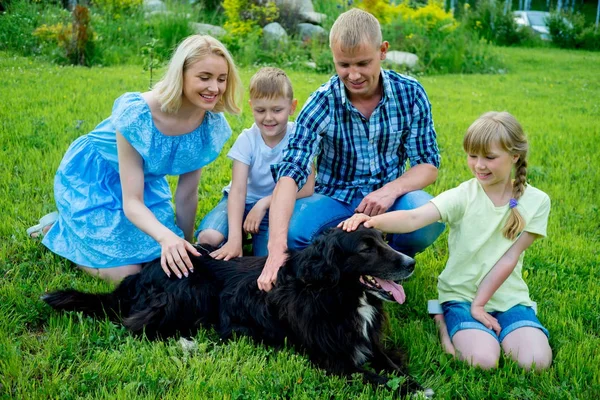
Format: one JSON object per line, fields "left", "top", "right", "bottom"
{"left": 28, "top": 35, "right": 242, "bottom": 283}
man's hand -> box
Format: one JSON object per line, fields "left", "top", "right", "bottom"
{"left": 355, "top": 185, "right": 397, "bottom": 216}
{"left": 258, "top": 247, "right": 288, "bottom": 292}
{"left": 471, "top": 304, "right": 501, "bottom": 335}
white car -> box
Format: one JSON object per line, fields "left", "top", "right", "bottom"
{"left": 513, "top": 10, "right": 551, "bottom": 40}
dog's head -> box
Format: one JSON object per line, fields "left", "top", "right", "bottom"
{"left": 292, "top": 227, "right": 415, "bottom": 303}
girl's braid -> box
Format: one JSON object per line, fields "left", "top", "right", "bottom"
{"left": 512, "top": 157, "right": 528, "bottom": 200}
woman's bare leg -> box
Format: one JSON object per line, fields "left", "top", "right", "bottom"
{"left": 77, "top": 264, "right": 141, "bottom": 284}
{"left": 29, "top": 223, "right": 54, "bottom": 238}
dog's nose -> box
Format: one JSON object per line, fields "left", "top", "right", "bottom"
{"left": 405, "top": 256, "right": 415, "bottom": 272}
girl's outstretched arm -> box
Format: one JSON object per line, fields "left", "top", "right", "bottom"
{"left": 471, "top": 231, "right": 540, "bottom": 333}
{"left": 339, "top": 202, "right": 441, "bottom": 234}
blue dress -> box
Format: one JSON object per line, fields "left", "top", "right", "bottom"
{"left": 42, "top": 92, "right": 232, "bottom": 268}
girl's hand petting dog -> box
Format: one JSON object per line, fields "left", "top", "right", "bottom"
{"left": 338, "top": 213, "right": 374, "bottom": 232}
{"left": 470, "top": 304, "right": 502, "bottom": 335}
{"left": 159, "top": 233, "right": 200, "bottom": 279}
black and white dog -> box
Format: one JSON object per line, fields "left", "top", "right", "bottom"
{"left": 43, "top": 227, "right": 428, "bottom": 395}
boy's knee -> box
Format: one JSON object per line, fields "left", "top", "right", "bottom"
{"left": 197, "top": 229, "right": 224, "bottom": 246}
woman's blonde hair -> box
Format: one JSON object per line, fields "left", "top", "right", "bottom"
{"left": 153, "top": 35, "right": 242, "bottom": 115}
{"left": 329, "top": 8, "right": 382, "bottom": 50}
{"left": 463, "top": 111, "right": 529, "bottom": 240}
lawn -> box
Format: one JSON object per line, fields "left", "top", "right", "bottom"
{"left": 0, "top": 46, "right": 599, "bottom": 399}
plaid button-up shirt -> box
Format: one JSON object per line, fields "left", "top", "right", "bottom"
{"left": 272, "top": 69, "right": 440, "bottom": 204}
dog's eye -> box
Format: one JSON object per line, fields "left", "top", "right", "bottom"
{"left": 359, "top": 245, "right": 376, "bottom": 254}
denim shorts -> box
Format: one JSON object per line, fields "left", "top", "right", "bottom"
{"left": 195, "top": 195, "right": 269, "bottom": 256}
{"left": 442, "top": 301, "right": 550, "bottom": 343}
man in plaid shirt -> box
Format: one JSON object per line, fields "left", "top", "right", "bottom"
{"left": 258, "top": 9, "right": 445, "bottom": 291}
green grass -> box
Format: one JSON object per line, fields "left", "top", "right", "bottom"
{"left": 1, "top": 46, "right": 599, "bottom": 399}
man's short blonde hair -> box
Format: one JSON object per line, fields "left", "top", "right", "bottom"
{"left": 249, "top": 67, "right": 294, "bottom": 101}
{"left": 154, "top": 35, "right": 242, "bottom": 115}
{"left": 329, "top": 8, "right": 382, "bottom": 50}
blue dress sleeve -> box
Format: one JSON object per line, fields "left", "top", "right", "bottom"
{"left": 158, "top": 111, "right": 232, "bottom": 176}
{"left": 195, "top": 112, "right": 232, "bottom": 169}
{"left": 110, "top": 92, "right": 152, "bottom": 156}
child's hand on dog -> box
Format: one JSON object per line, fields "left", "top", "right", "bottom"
{"left": 338, "top": 213, "right": 373, "bottom": 232}
{"left": 210, "top": 241, "right": 243, "bottom": 261}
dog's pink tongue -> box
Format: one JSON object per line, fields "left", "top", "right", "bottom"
{"left": 374, "top": 278, "right": 406, "bottom": 304}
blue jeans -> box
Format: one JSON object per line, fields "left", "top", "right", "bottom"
{"left": 195, "top": 196, "right": 269, "bottom": 257}
{"left": 442, "top": 301, "right": 550, "bottom": 343}
{"left": 287, "top": 190, "right": 445, "bottom": 257}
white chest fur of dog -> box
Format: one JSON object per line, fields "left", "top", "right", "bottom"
{"left": 354, "top": 293, "right": 378, "bottom": 365}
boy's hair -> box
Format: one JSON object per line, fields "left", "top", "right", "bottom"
{"left": 463, "top": 111, "right": 529, "bottom": 240}
{"left": 153, "top": 35, "right": 242, "bottom": 115}
{"left": 249, "top": 67, "right": 294, "bottom": 101}
{"left": 329, "top": 8, "right": 382, "bottom": 50}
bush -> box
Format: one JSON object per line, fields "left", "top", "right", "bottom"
{"left": 547, "top": 11, "right": 581, "bottom": 48}
{"left": 461, "top": 0, "right": 542, "bottom": 47}
{"left": 356, "top": 0, "right": 403, "bottom": 24}
{"left": 1, "top": 0, "right": 204, "bottom": 66}
{"left": 92, "top": 0, "right": 142, "bottom": 17}
{"left": 577, "top": 26, "right": 600, "bottom": 51}
{"left": 0, "top": 0, "right": 48, "bottom": 55}
{"left": 548, "top": 11, "right": 600, "bottom": 51}
{"left": 382, "top": 0, "right": 500, "bottom": 74}
{"left": 219, "top": 0, "right": 333, "bottom": 72}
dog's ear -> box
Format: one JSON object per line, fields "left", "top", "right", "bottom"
{"left": 294, "top": 230, "right": 341, "bottom": 284}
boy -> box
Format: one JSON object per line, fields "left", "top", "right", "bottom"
{"left": 196, "top": 67, "right": 315, "bottom": 259}
{"left": 258, "top": 9, "right": 444, "bottom": 291}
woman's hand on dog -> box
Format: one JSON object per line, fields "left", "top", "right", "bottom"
{"left": 470, "top": 304, "right": 502, "bottom": 335}
{"left": 159, "top": 233, "right": 200, "bottom": 279}
{"left": 338, "top": 213, "right": 374, "bottom": 232}
{"left": 210, "top": 241, "right": 243, "bottom": 261}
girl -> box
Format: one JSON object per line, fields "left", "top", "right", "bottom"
{"left": 340, "top": 111, "right": 552, "bottom": 371}
{"left": 27, "top": 35, "right": 242, "bottom": 283}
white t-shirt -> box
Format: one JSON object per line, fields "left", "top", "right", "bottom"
{"left": 430, "top": 178, "right": 551, "bottom": 312}
{"left": 223, "top": 122, "right": 295, "bottom": 203}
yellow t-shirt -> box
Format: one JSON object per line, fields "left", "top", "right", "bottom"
{"left": 430, "top": 178, "right": 550, "bottom": 312}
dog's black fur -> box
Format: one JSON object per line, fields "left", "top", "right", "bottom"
{"left": 43, "top": 227, "right": 423, "bottom": 394}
